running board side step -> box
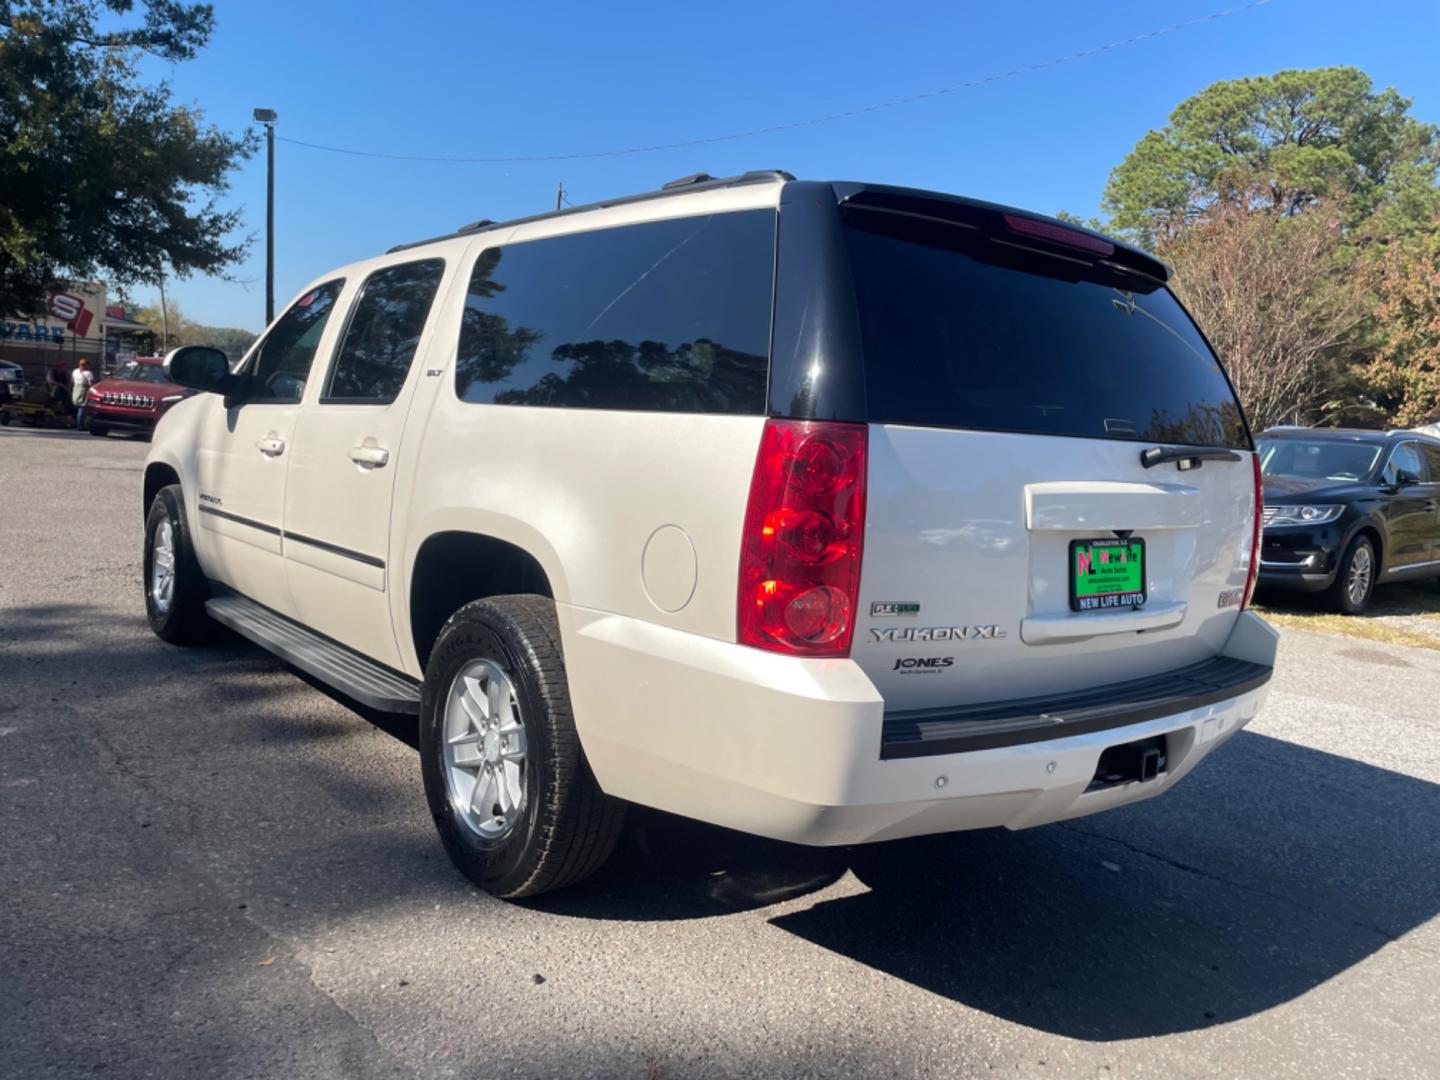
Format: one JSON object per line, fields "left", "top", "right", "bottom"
{"left": 205, "top": 594, "right": 422, "bottom": 714}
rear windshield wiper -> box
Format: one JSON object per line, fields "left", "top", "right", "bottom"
{"left": 1139, "top": 446, "right": 1243, "bottom": 471}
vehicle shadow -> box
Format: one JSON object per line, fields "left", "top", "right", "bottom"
{"left": 268, "top": 651, "right": 1440, "bottom": 1041}
{"left": 0, "top": 426, "right": 84, "bottom": 440}
{"left": 1257, "top": 579, "right": 1440, "bottom": 619}
{"left": 771, "top": 732, "right": 1439, "bottom": 1041}
{"left": 19, "top": 592, "right": 1430, "bottom": 1045}
{"left": 264, "top": 663, "right": 851, "bottom": 919}
{"left": 522, "top": 806, "right": 851, "bottom": 920}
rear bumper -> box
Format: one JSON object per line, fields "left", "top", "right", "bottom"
{"left": 880, "top": 655, "right": 1270, "bottom": 758}
{"left": 559, "top": 607, "right": 1278, "bottom": 846}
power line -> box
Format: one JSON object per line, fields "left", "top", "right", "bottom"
{"left": 275, "top": 0, "right": 1280, "bottom": 165}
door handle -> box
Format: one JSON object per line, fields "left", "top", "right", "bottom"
{"left": 348, "top": 444, "right": 390, "bottom": 468}
{"left": 256, "top": 435, "right": 286, "bottom": 457}
{"left": 1425, "top": 500, "right": 1438, "bottom": 512}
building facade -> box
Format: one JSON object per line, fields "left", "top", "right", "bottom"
{"left": 1, "top": 283, "right": 154, "bottom": 382}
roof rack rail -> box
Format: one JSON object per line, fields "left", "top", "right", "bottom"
{"left": 662, "top": 172, "right": 715, "bottom": 189}
{"left": 387, "top": 169, "right": 794, "bottom": 254}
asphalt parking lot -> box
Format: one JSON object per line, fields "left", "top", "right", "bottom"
{"left": 2, "top": 426, "right": 1438, "bottom": 1080}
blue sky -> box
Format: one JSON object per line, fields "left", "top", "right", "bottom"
{"left": 134, "top": 0, "right": 1440, "bottom": 331}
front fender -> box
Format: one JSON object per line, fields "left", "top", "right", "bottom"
{"left": 1347, "top": 514, "right": 1390, "bottom": 569}
{"left": 143, "top": 395, "right": 210, "bottom": 568}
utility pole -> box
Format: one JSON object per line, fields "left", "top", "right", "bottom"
{"left": 157, "top": 264, "right": 169, "bottom": 353}
{"left": 254, "top": 108, "right": 279, "bottom": 326}
{"left": 556, "top": 182, "right": 564, "bottom": 211}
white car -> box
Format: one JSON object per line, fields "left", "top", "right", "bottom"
{"left": 0, "top": 359, "right": 25, "bottom": 392}
{"left": 143, "top": 171, "right": 1276, "bottom": 897}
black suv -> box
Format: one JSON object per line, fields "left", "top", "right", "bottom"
{"left": 1257, "top": 427, "right": 1440, "bottom": 613}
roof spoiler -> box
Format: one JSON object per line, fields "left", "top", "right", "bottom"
{"left": 832, "top": 184, "right": 1169, "bottom": 284}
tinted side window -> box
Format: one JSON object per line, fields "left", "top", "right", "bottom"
{"left": 455, "top": 211, "right": 774, "bottom": 414}
{"left": 248, "top": 281, "right": 344, "bottom": 403}
{"left": 1420, "top": 443, "right": 1440, "bottom": 481}
{"left": 1385, "top": 442, "right": 1426, "bottom": 484}
{"left": 324, "top": 259, "right": 445, "bottom": 404}
{"left": 844, "top": 209, "right": 1249, "bottom": 448}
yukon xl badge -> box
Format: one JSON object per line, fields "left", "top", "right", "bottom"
{"left": 870, "top": 625, "right": 1006, "bottom": 643}
{"left": 871, "top": 601, "right": 920, "bottom": 617}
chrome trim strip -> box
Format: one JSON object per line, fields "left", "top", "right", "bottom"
{"left": 197, "top": 506, "right": 382, "bottom": 568}
{"left": 1385, "top": 558, "right": 1440, "bottom": 575}
{"left": 197, "top": 504, "right": 281, "bottom": 536}
{"left": 284, "top": 530, "right": 385, "bottom": 569}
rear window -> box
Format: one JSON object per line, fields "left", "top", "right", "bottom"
{"left": 455, "top": 210, "right": 774, "bottom": 415}
{"left": 843, "top": 209, "right": 1249, "bottom": 448}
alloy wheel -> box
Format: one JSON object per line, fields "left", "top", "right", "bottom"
{"left": 1347, "top": 544, "right": 1373, "bottom": 608}
{"left": 150, "top": 518, "right": 176, "bottom": 615}
{"left": 442, "top": 659, "right": 528, "bottom": 841}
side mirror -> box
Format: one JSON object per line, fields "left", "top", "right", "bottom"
{"left": 164, "top": 345, "right": 233, "bottom": 394}
{"left": 1396, "top": 468, "right": 1422, "bottom": 488}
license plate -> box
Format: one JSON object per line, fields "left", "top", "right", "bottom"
{"left": 1069, "top": 537, "right": 1146, "bottom": 612}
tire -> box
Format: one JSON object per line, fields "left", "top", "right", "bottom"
{"left": 89, "top": 424, "right": 109, "bottom": 437}
{"left": 1326, "top": 535, "right": 1377, "bottom": 615}
{"left": 419, "top": 595, "right": 625, "bottom": 898}
{"left": 143, "top": 485, "right": 212, "bottom": 644}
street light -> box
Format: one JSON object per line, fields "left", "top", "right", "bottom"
{"left": 253, "top": 108, "right": 278, "bottom": 326}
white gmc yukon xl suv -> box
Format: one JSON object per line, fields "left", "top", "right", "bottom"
{"left": 143, "top": 171, "right": 1277, "bottom": 897}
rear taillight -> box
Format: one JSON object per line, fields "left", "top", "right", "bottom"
{"left": 1242, "top": 452, "right": 1263, "bottom": 609}
{"left": 738, "top": 419, "right": 867, "bottom": 657}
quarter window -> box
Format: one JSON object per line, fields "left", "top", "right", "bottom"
{"left": 455, "top": 211, "right": 774, "bottom": 414}
{"left": 324, "top": 259, "right": 446, "bottom": 404}
{"left": 247, "top": 281, "right": 345, "bottom": 403}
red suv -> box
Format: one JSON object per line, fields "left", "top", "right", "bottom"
{"left": 87, "top": 357, "right": 191, "bottom": 438}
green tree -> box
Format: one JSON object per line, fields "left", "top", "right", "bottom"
{"left": 203, "top": 324, "right": 257, "bottom": 362}
{"left": 132, "top": 298, "right": 194, "bottom": 351}
{"left": 133, "top": 298, "right": 255, "bottom": 359}
{"left": 1362, "top": 226, "right": 1440, "bottom": 426}
{"left": 1102, "top": 67, "right": 1440, "bottom": 249}
{"left": 1159, "top": 188, "right": 1379, "bottom": 430}
{"left": 0, "top": 1, "right": 254, "bottom": 315}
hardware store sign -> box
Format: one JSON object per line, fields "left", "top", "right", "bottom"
{"left": 2, "top": 288, "right": 105, "bottom": 344}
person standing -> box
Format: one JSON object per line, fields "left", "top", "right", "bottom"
{"left": 71, "top": 358, "right": 95, "bottom": 430}
{"left": 47, "top": 364, "right": 70, "bottom": 410}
